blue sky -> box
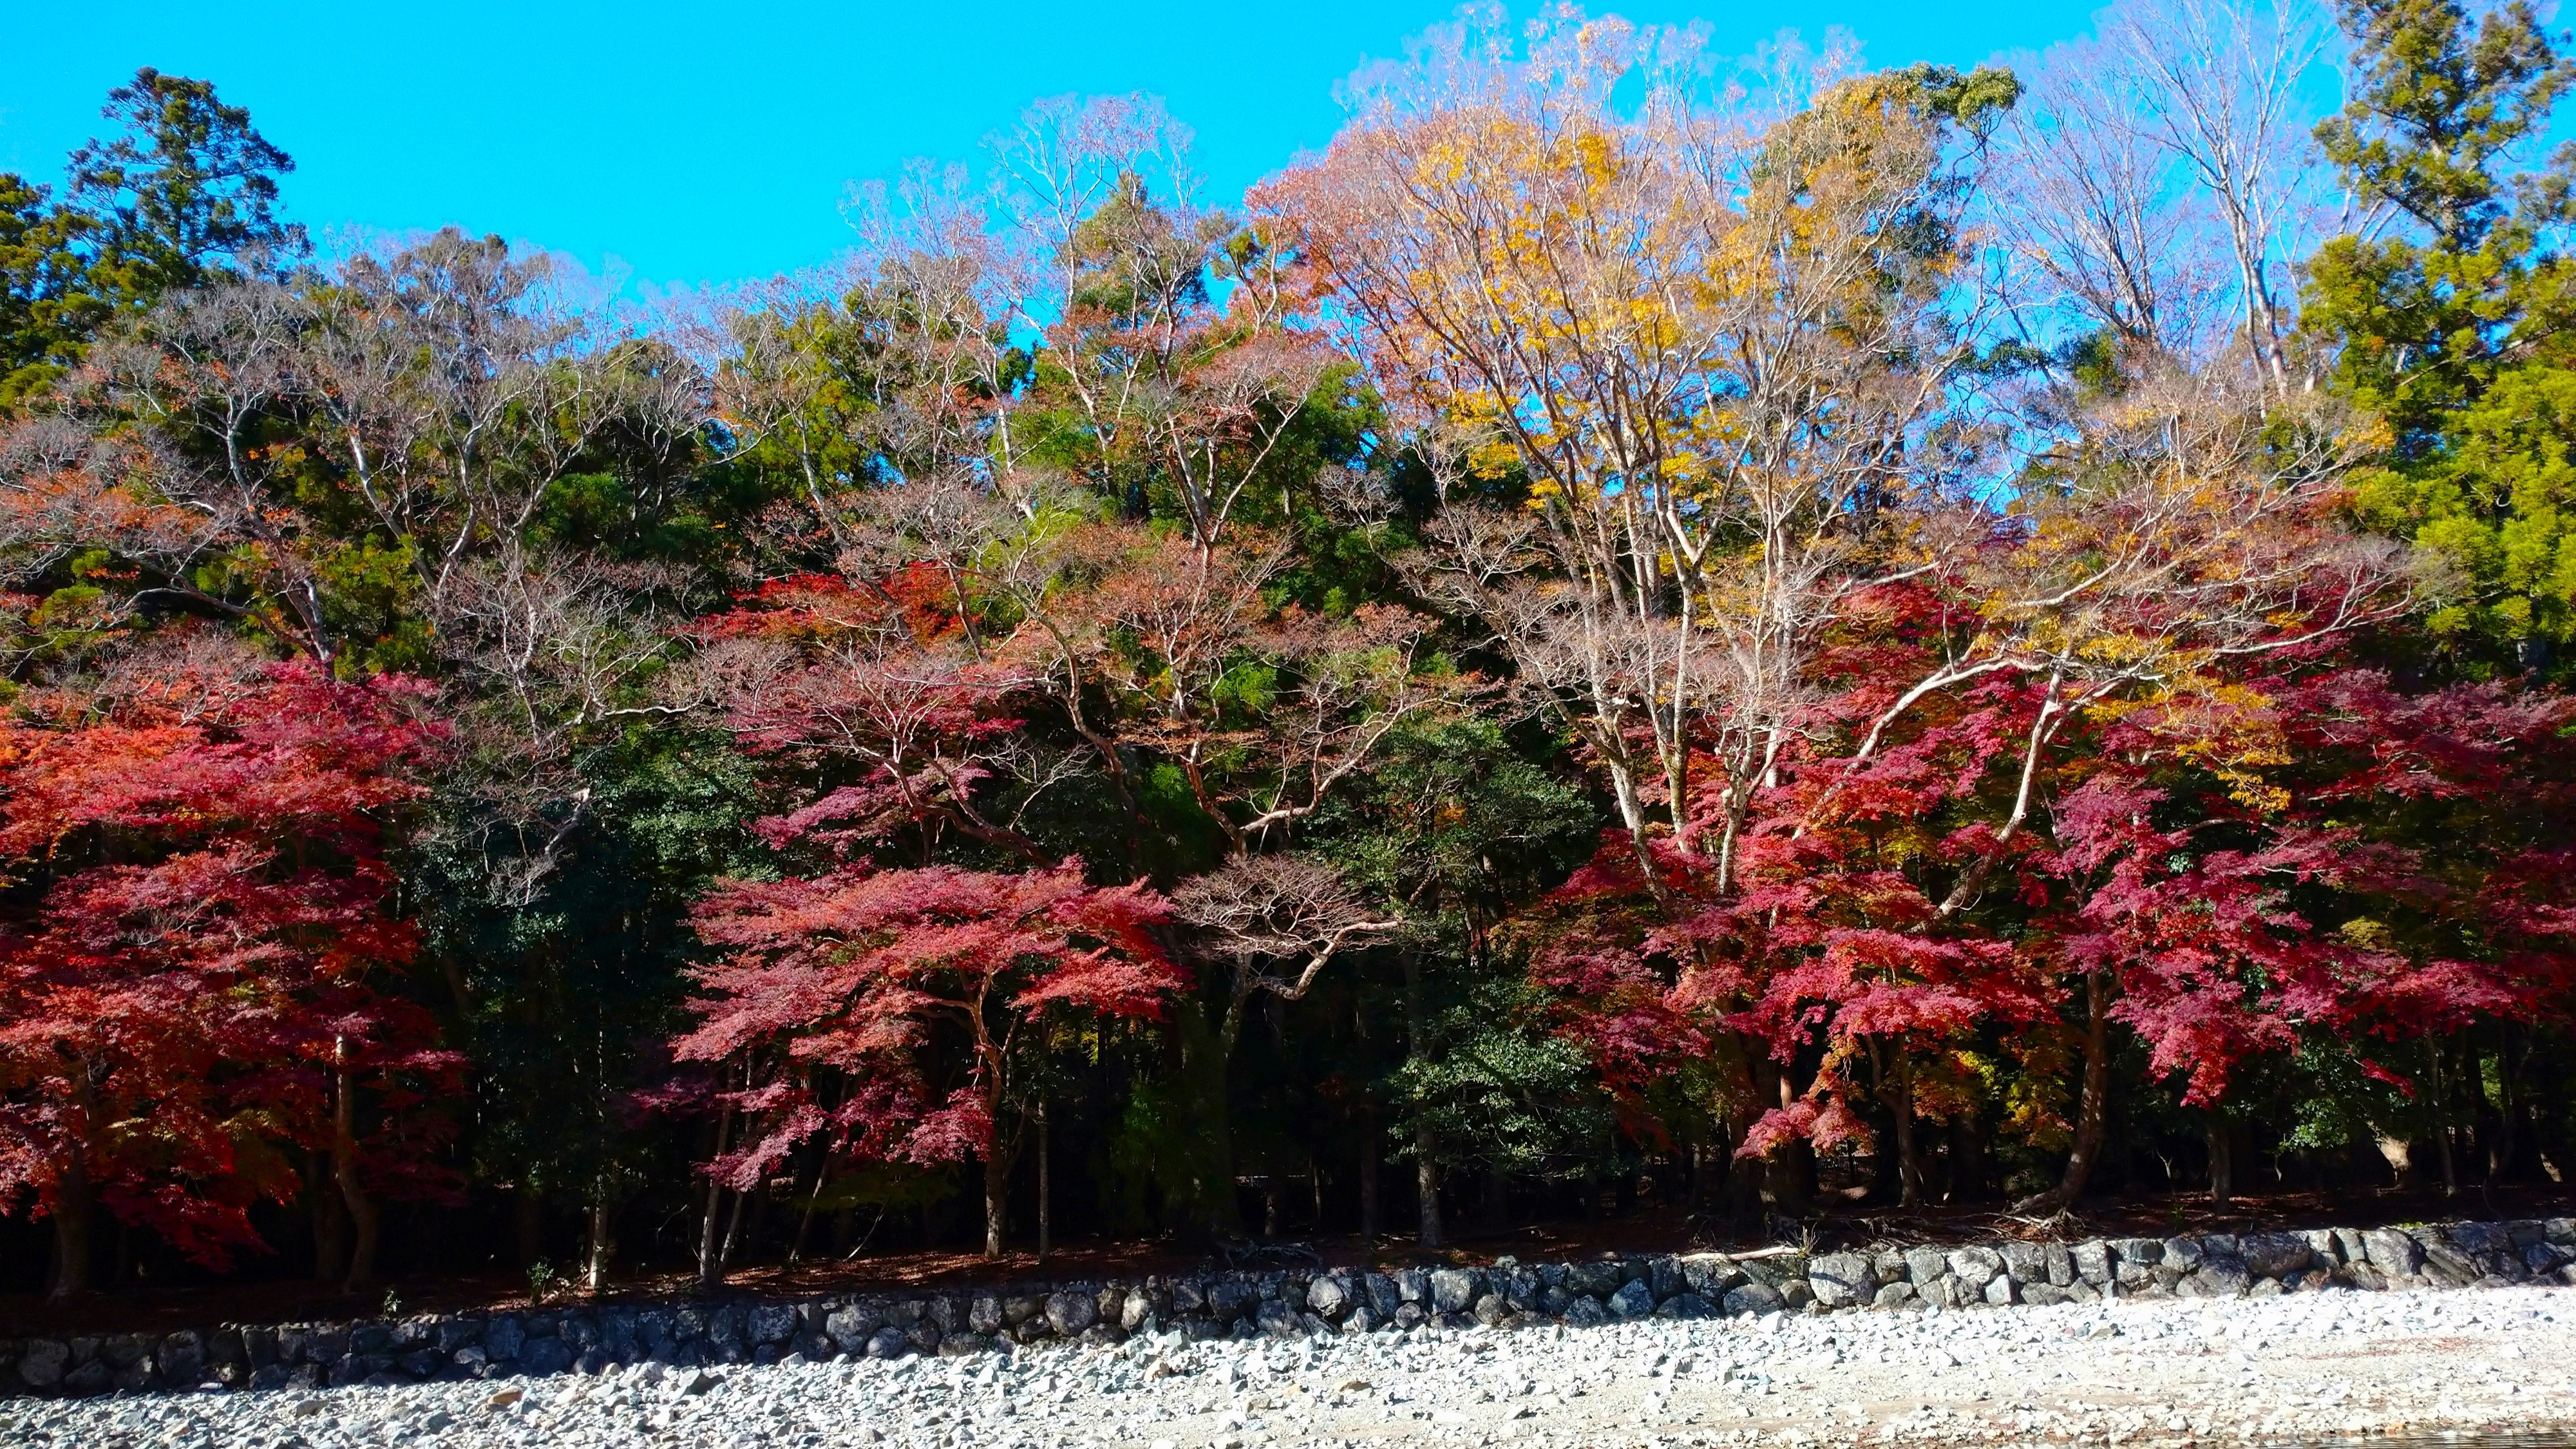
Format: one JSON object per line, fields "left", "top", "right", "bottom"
{"left": 0, "top": 1, "right": 2107, "bottom": 292}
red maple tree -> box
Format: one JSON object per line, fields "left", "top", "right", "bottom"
{"left": 0, "top": 654, "right": 454, "bottom": 1299}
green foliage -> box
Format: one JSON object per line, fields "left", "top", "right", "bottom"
{"left": 2308, "top": 0, "right": 2576, "bottom": 667}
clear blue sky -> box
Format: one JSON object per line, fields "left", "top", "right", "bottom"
{"left": 0, "top": 1, "right": 2107, "bottom": 292}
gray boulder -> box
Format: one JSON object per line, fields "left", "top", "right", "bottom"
{"left": 2362, "top": 1228, "right": 2424, "bottom": 1276}
{"left": 1947, "top": 1246, "right": 2004, "bottom": 1289}
{"left": 1307, "top": 1276, "right": 1353, "bottom": 1320}
{"left": 1607, "top": 1280, "right": 1657, "bottom": 1318}
{"left": 1255, "top": 1300, "right": 1302, "bottom": 1338}
{"left": 1723, "top": 1282, "right": 1786, "bottom": 1316}
{"left": 1562, "top": 1295, "right": 1609, "bottom": 1327}
{"left": 1360, "top": 1273, "right": 1402, "bottom": 1319}
{"left": 1429, "top": 1268, "right": 1482, "bottom": 1315}
{"left": 18, "top": 1340, "right": 66, "bottom": 1389}
{"left": 824, "top": 1305, "right": 882, "bottom": 1353}
{"left": 2186, "top": 1258, "right": 2251, "bottom": 1298}
{"left": 1044, "top": 1291, "right": 1097, "bottom": 1337}
{"left": 1807, "top": 1252, "right": 1876, "bottom": 1309}
{"left": 2239, "top": 1232, "right": 2313, "bottom": 1278}
{"left": 1566, "top": 1260, "right": 1622, "bottom": 1296}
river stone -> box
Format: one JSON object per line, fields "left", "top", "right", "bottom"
{"left": 1566, "top": 1261, "right": 1622, "bottom": 1297}
{"left": 2240, "top": 1232, "right": 2313, "bottom": 1278}
{"left": 1044, "top": 1291, "right": 1096, "bottom": 1336}
{"left": 824, "top": 1305, "right": 882, "bottom": 1352}
{"left": 1307, "top": 1276, "right": 1352, "bottom": 1320}
{"left": 1562, "top": 1295, "right": 1609, "bottom": 1327}
{"left": 1873, "top": 1282, "right": 1917, "bottom": 1309}
{"left": 1255, "top": 1300, "right": 1302, "bottom": 1338}
{"left": 1473, "top": 1293, "right": 1511, "bottom": 1327}
{"left": 2072, "top": 1241, "right": 2113, "bottom": 1284}
{"left": 518, "top": 1338, "right": 573, "bottom": 1376}
{"left": 2362, "top": 1228, "right": 2424, "bottom": 1276}
{"left": 2187, "top": 1257, "right": 2253, "bottom": 1298}
{"left": 864, "top": 1327, "right": 905, "bottom": 1359}
{"left": 1360, "top": 1274, "right": 1402, "bottom": 1319}
{"left": 1723, "top": 1283, "right": 1786, "bottom": 1316}
{"left": 1394, "top": 1268, "right": 1430, "bottom": 1304}
{"left": 1947, "top": 1246, "right": 2004, "bottom": 1289}
{"left": 1659, "top": 1292, "right": 1715, "bottom": 1319}
{"left": 17, "top": 1340, "right": 66, "bottom": 1389}
{"left": 2163, "top": 1237, "right": 2206, "bottom": 1272}
{"left": 1905, "top": 1247, "right": 1950, "bottom": 1285}
{"left": 747, "top": 1304, "right": 797, "bottom": 1345}
{"left": 1808, "top": 1252, "right": 1876, "bottom": 1309}
{"left": 1683, "top": 1256, "right": 1745, "bottom": 1296}
{"left": 1983, "top": 1274, "right": 2014, "bottom": 1306}
{"left": 158, "top": 1331, "right": 206, "bottom": 1384}
{"left": 1649, "top": 1257, "right": 1685, "bottom": 1300}
{"left": 1607, "top": 1280, "right": 1657, "bottom": 1318}
{"left": 1430, "top": 1269, "right": 1482, "bottom": 1314}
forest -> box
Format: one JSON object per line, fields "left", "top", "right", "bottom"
{"left": 1, "top": 0, "right": 2573, "bottom": 1313}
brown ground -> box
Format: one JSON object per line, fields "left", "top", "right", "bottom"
{"left": 6, "top": 1182, "right": 2568, "bottom": 1341}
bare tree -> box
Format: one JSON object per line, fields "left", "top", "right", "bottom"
{"left": 1172, "top": 855, "right": 1404, "bottom": 1057}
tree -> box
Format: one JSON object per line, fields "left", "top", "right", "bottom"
{"left": 678, "top": 860, "right": 1178, "bottom": 1264}
{"left": 64, "top": 68, "right": 306, "bottom": 308}
{"left": 2306, "top": 0, "right": 2576, "bottom": 668}
{"left": 0, "top": 650, "right": 452, "bottom": 1299}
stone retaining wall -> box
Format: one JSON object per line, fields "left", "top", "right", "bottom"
{"left": 8, "top": 1217, "right": 2571, "bottom": 1399}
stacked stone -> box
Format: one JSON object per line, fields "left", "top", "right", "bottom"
{"left": 5, "top": 1217, "right": 2570, "bottom": 1399}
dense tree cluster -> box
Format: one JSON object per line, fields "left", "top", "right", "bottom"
{"left": 3, "top": 0, "right": 2573, "bottom": 1307}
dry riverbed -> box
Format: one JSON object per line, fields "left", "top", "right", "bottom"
{"left": 8, "top": 1284, "right": 2571, "bottom": 1449}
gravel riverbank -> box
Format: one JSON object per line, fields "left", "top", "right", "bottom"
{"left": 8, "top": 1283, "right": 2570, "bottom": 1449}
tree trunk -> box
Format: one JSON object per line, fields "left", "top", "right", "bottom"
{"left": 717, "top": 1180, "right": 749, "bottom": 1272}
{"left": 2018, "top": 969, "right": 2110, "bottom": 1214}
{"left": 1891, "top": 1051, "right": 1921, "bottom": 1208}
{"left": 513, "top": 1186, "right": 544, "bottom": 1270}
{"left": 982, "top": 1148, "right": 1009, "bottom": 1259}
{"left": 1401, "top": 951, "right": 1441, "bottom": 1248}
{"left": 47, "top": 1142, "right": 91, "bottom": 1304}
{"left": 1414, "top": 1139, "right": 1443, "bottom": 1249}
{"left": 584, "top": 1183, "right": 615, "bottom": 1292}
{"left": 1357, "top": 1110, "right": 1380, "bottom": 1249}
{"left": 333, "top": 1059, "right": 381, "bottom": 1294}
{"left": 695, "top": 1103, "right": 734, "bottom": 1289}
{"left": 312, "top": 1153, "right": 349, "bottom": 1286}
{"left": 2432, "top": 1037, "right": 2460, "bottom": 1196}
{"left": 1036, "top": 1101, "right": 1052, "bottom": 1264}
{"left": 2206, "top": 1113, "right": 2233, "bottom": 1207}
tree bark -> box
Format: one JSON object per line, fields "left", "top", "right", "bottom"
{"left": 332, "top": 1057, "right": 381, "bottom": 1294}
{"left": 1414, "top": 1138, "right": 1443, "bottom": 1249}
{"left": 982, "top": 1148, "right": 1009, "bottom": 1259}
{"left": 584, "top": 1179, "right": 615, "bottom": 1292}
{"left": 1357, "top": 1108, "right": 1380, "bottom": 1249}
{"left": 312, "top": 1153, "right": 349, "bottom": 1285}
{"left": 2206, "top": 1113, "right": 2233, "bottom": 1207}
{"left": 1401, "top": 950, "right": 1441, "bottom": 1248}
{"left": 1036, "top": 1101, "right": 1052, "bottom": 1264}
{"left": 512, "top": 1186, "right": 544, "bottom": 1270}
{"left": 47, "top": 1141, "right": 91, "bottom": 1304}
{"left": 695, "top": 1099, "right": 734, "bottom": 1288}
{"left": 2018, "top": 968, "right": 2111, "bottom": 1215}
{"left": 1891, "top": 1051, "right": 1922, "bottom": 1208}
